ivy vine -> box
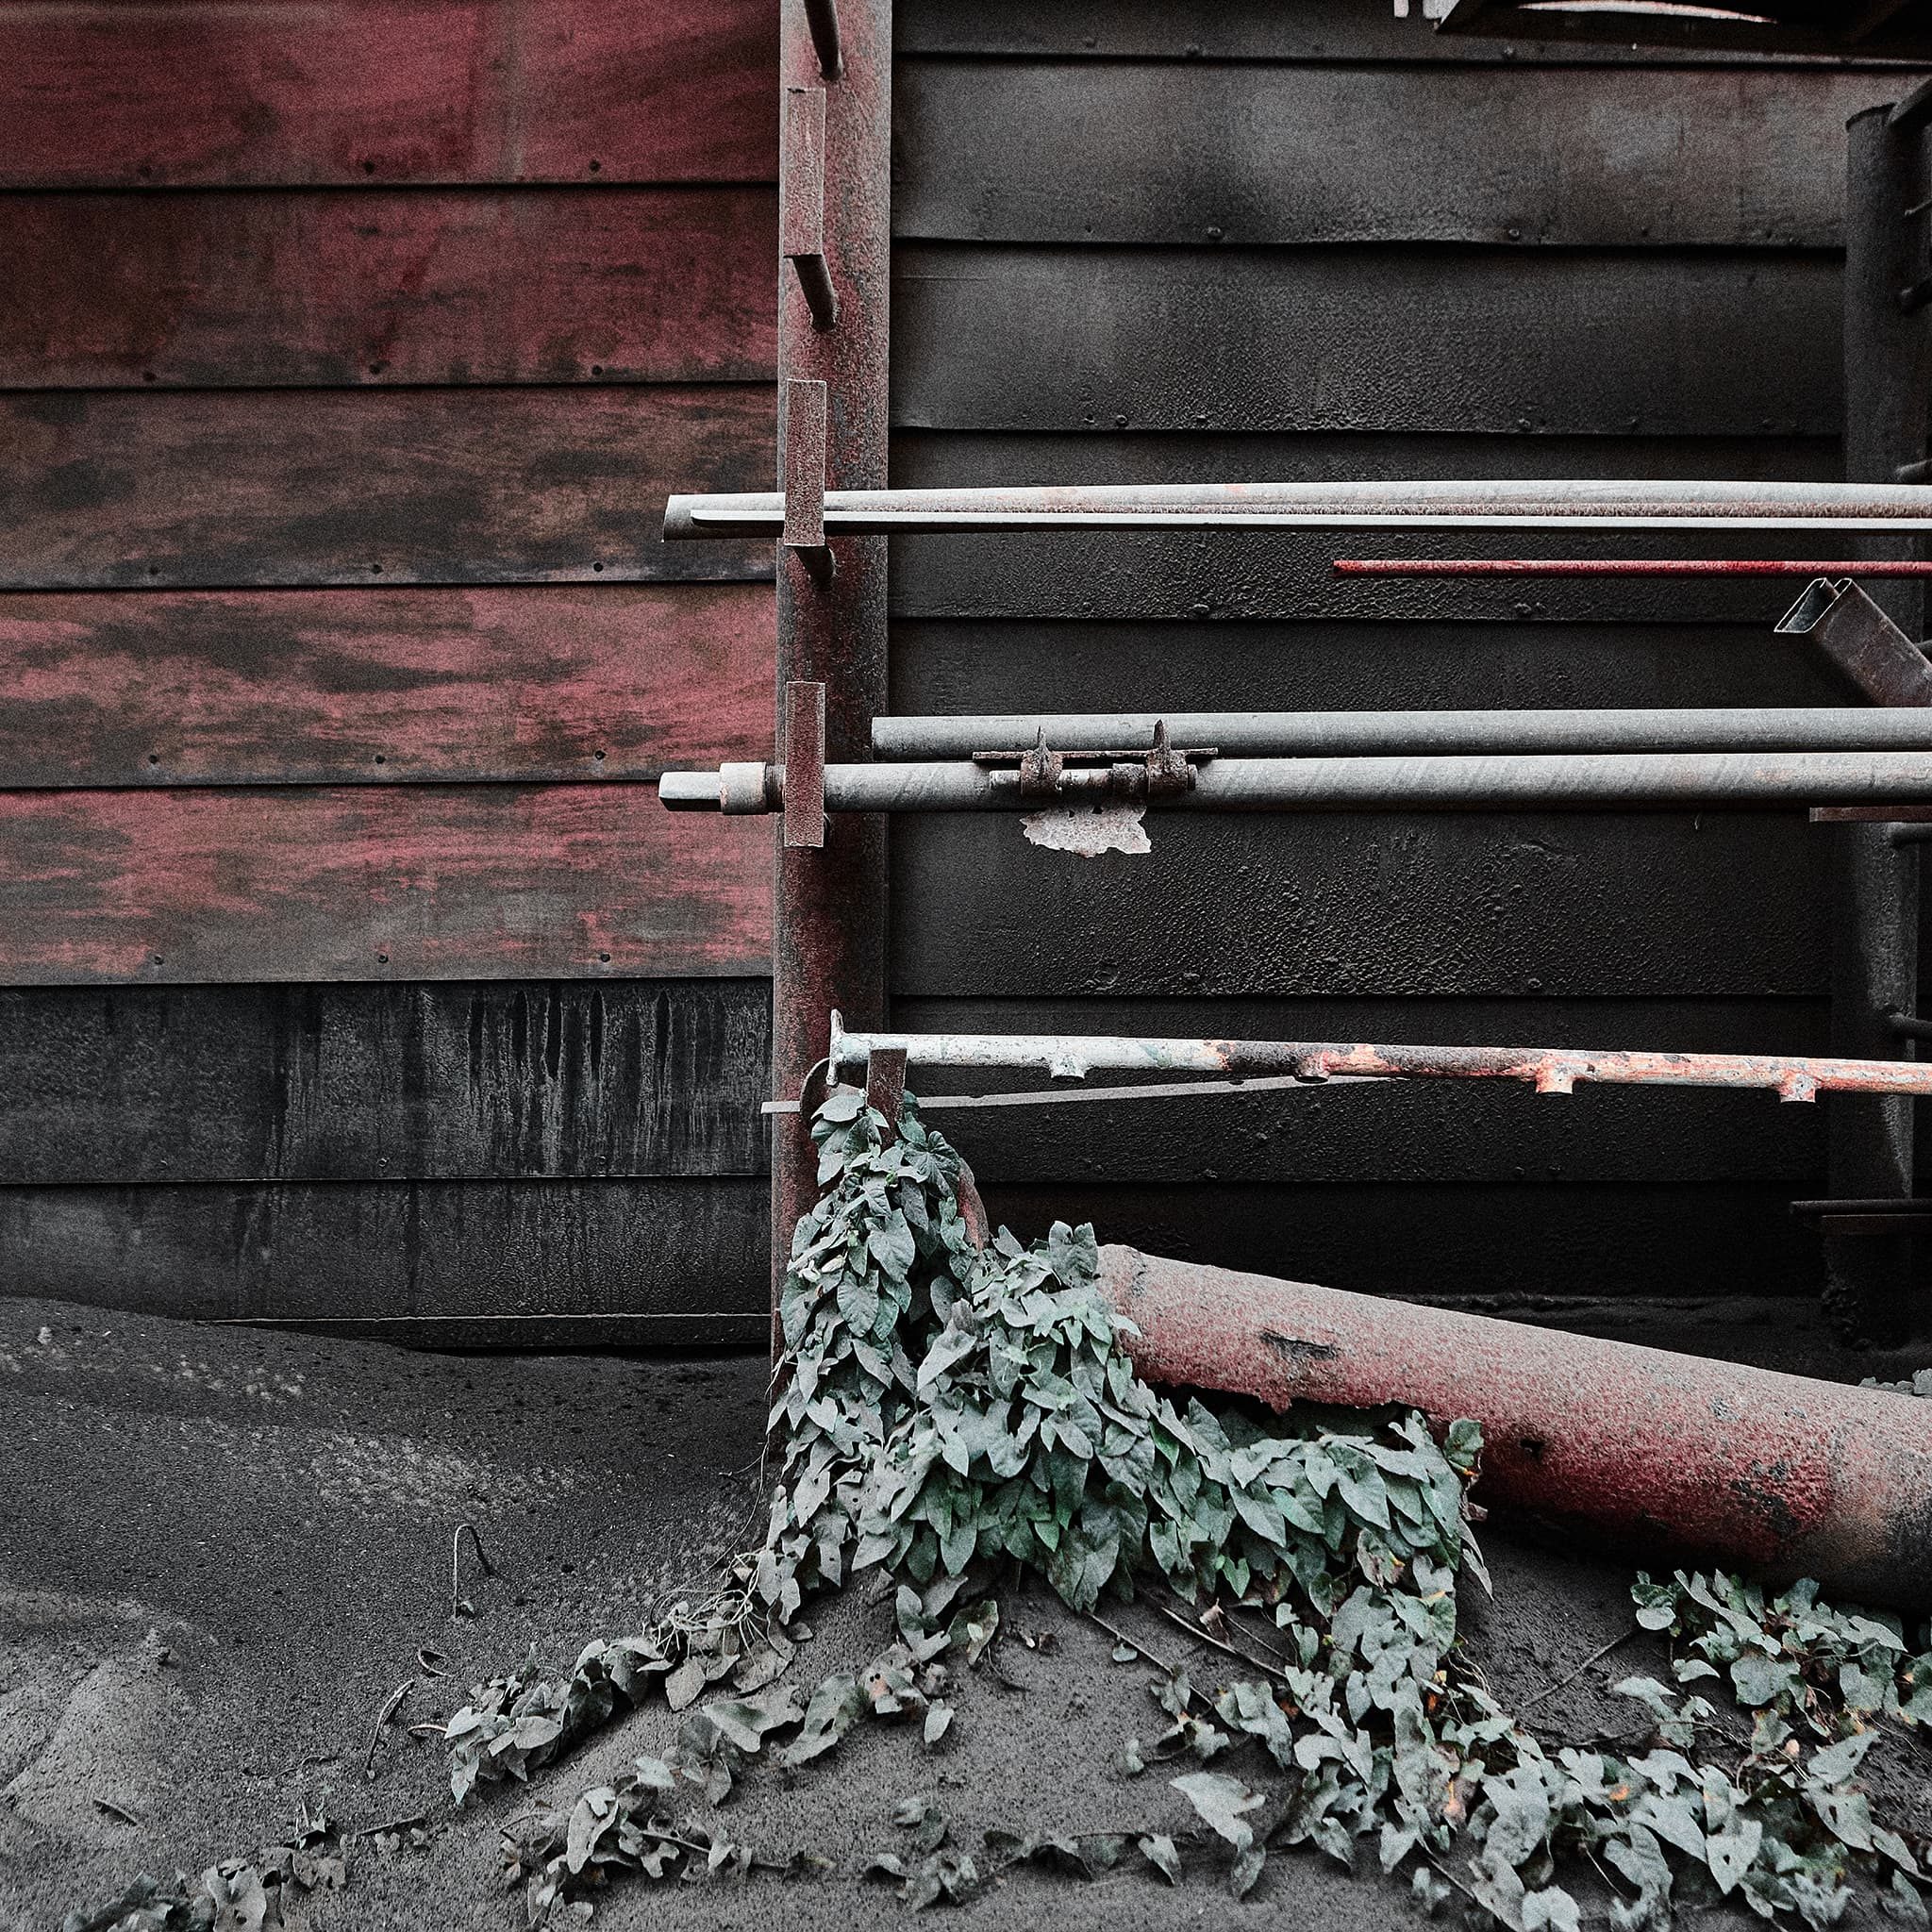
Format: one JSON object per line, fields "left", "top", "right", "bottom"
{"left": 446, "top": 1091, "right": 1932, "bottom": 1931}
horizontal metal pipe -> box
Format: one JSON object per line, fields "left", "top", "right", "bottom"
{"left": 662, "top": 750, "right": 1932, "bottom": 814}
{"left": 872, "top": 708, "right": 1932, "bottom": 761}
{"left": 1334, "top": 558, "right": 1932, "bottom": 577}
{"left": 662, "top": 479, "right": 1932, "bottom": 540}
{"left": 826, "top": 1026, "right": 1931, "bottom": 1102}
{"left": 1098, "top": 1246, "right": 1932, "bottom": 1609}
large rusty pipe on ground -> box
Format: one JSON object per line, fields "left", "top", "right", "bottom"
{"left": 1098, "top": 1246, "right": 1932, "bottom": 1609}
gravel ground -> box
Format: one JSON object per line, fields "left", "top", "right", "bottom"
{"left": 5, "top": 1292, "right": 1930, "bottom": 1932}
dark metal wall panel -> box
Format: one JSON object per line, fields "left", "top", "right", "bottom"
{"left": 0, "top": 981, "right": 769, "bottom": 1185}
{"left": 891, "top": 620, "right": 1849, "bottom": 715}
{"left": 882, "top": 31, "right": 1920, "bottom": 1307}
{"left": 0, "top": 189, "right": 775, "bottom": 391}
{"left": 0, "top": 1177, "right": 768, "bottom": 1342}
{"left": 895, "top": 66, "right": 1899, "bottom": 247}
{"left": 891, "top": 814, "right": 1826, "bottom": 1000}
{"left": 0, "top": 388, "right": 773, "bottom": 591}
{"left": 978, "top": 1183, "right": 1824, "bottom": 1303}
{"left": 892, "top": 247, "right": 1839, "bottom": 436}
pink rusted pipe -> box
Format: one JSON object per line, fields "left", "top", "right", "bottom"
{"left": 1097, "top": 1246, "right": 1932, "bottom": 1608}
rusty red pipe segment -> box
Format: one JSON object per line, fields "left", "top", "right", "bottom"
{"left": 823, "top": 1026, "right": 1932, "bottom": 1104}
{"left": 1097, "top": 1246, "right": 1932, "bottom": 1611}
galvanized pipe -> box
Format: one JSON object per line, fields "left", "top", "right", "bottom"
{"left": 872, "top": 709, "right": 1932, "bottom": 761}
{"left": 1096, "top": 1246, "right": 1932, "bottom": 1609}
{"left": 662, "top": 479, "right": 1932, "bottom": 540}
{"left": 825, "top": 1026, "right": 1931, "bottom": 1103}
{"left": 661, "top": 750, "right": 1932, "bottom": 814}
{"left": 1333, "top": 558, "right": 1932, "bottom": 577}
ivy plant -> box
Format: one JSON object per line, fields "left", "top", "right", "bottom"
{"left": 460, "top": 1092, "right": 1932, "bottom": 1930}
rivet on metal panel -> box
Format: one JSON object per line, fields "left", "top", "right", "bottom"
{"left": 803, "top": 0, "right": 843, "bottom": 81}
{"left": 784, "top": 681, "right": 826, "bottom": 850}
{"left": 782, "top": 89, "right": 838, "bottom": 330}
{"left": 865, "top": 1046, "right": 908, "bottom": 1141}
{"left": 783, "top": 377, "right": 834, "bottom": 584}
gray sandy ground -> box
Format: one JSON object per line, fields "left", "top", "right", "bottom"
{"left": 4, "top": 1293, "right": 1931, "bottom": 1932}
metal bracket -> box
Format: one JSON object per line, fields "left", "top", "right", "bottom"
{"left": 784, "top": 681, "right": 826, "bottom": 849}
{"left": 981, "top": 722, "right": 1214, "bottom": 804}
{"left": 1775, "top": 577, "right": 1932, "bottom": 706}
{"left": 864, "top": 1046, "right": 907, "bottom": 1141}
{"left": 782, "top": 89, "right": 838, "bottom": 330}
{"left": 783, "top": 377, "right": 834, "bottom": 585}
{"left": 802, "top": 0, "right": 842, "bottom": 81}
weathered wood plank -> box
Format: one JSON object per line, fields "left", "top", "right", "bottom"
{"left": 893, "top": 247, "right": 1840, "bottom": 435}
{"left": 891, "top": 813, "right": 1827, "bottom": 998}
{"left": 0, "top": 0, "right": 776, "bottom": 188}
{"left": 0, "top": 189, "right": 775, "bottom": 390}
{"left": 895, "top": 993, "right": 1824, "bottom": 1186}
{"left": 0, "top": 1178, "right": 768, "bottom": 1342}
{"left": 896, "top": 0, "right": 1899, "bottom": 65}
{"left": 0, "top": 786, "right": 770, "bottom": 985}
{"left": 0, "top": 388, "right": 773, "bottom": 589}
{"left": 890, "top": 619, "right": 1847, "bottom": 715}
{"left": 0, "top": 980, "right": 770, "bottom": 1185}
{"left": 0, "top": 585, "right": 771, "bottom": 787}
{"left": 896, "top": 65, "right": 1900, "bottom": 246}
{"left": 888, "top": 432, "right": 1843, "bottom": 624}
{"left": 979, "top": 1182, "right": 1823, "bottom": 1301}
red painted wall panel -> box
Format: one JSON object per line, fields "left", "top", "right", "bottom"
{"left": 0, "top": 584, "right": 772, "bottom": 786}
{"left": 0, "top": 189, "right": 776, "bottom": 389}
{"left": 0, "top": 0, "right": 778, "bottom": 187}
{"left": 0, "top": 387, "right": 774, "bottom": 589}
{"left": 0, "top": 785, "right": 771, "bottom": 984}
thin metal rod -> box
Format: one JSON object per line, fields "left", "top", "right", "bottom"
{"left": 873, "top": 709, "right": 1932, "bottom": 762}
{"left": 662, "top": 750, "right": 1932, "bottom": 815}
{"left": 824, "top": 1025, "right": 1932, "bottom": 1104}
{"left": 759, "top": 1070, "right": 1384, "bottom": 1115}
{"left": 1791, "top": 1198, "right": 1932, "bottom": 1215}
{"left": 1334, "top": 558, "right": 1932, "bottom": 578}
{"left": 663, "top": 479, "right": 1932, "bottom": 541}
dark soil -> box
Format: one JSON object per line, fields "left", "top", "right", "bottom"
{"left": 4, "top": 1293, "right": 1930, "bottom": 1932}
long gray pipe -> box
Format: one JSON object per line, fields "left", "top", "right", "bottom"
{"left": 663, "top": 478, "right": 1932, "bottom": 539}
{"left": 873, "top": 708, "right": 1932, "bottom": 760}
{"left": 658, "top": 750, "right": 1932, "bottom": 813}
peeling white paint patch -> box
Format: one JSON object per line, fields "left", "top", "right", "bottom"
{"left": 1021, "top": 804, "right": 1151, "bottom": 857}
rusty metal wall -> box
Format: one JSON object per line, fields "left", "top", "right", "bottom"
{"left": 884, "top": 0, "right": 1932, "bottom": 1307}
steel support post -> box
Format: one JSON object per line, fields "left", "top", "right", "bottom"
{"left": 1828, "top": 108, "right": 1932, "bottom": 1341}
{"left": 772, "top": 0, "right": 891, "bottom": 1347}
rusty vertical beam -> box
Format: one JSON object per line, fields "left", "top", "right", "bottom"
{"left": 773, "top": 0, "right": 890, "bottom": 1346}
{"left": 1828, "top": 108, "right": 1932, "bottom": 1342}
